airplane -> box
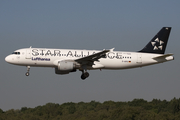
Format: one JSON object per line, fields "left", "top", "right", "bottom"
{"left": 5, "top": 27, "right": 174, "bottom": 80}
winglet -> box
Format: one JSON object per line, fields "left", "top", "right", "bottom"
{"left": 110, "top": 48, "right": 115, "bottom": 52}
{"left": 103, "top": 48, "right": 114, "bottom": 52}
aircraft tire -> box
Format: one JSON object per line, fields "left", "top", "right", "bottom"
{"left": 81, "top": 72, "right": 89, "bottom": 80}
{"left": 25, "top": 72, "right": 29, "bottom": 76}
{"left": 84, "top": 72, "right": 89, "bottom": 78}
{"left": 81, "top": 74, "right": 86, "bottom": 80}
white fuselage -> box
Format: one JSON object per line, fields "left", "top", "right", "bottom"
{"left": 4, "top": 27, "right": 174, "bottom": 79}
{"left": 5, "top": 48, "right": 174, "bottom": 70}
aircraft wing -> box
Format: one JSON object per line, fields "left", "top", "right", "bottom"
{"left": 75, "top": 48, "right": 114, "bottom": 65}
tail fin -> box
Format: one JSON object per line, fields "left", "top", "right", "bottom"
{"left": 139, "top": 27, "right": 171, "bottom": 54}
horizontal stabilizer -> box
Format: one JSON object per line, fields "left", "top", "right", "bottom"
{"left": 152, "top": 54, "right": 173, "bottom": 59}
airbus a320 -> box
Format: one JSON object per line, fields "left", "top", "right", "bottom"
{"left": 5, "top": 27, "right": 174, "bottom": 80}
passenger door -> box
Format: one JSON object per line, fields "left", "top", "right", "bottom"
{"left": 26, "top": 49, "right": 31, "bottom": 59}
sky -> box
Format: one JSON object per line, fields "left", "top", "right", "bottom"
{"left": 0, "top": 1, "right": 180, "bottom": 111}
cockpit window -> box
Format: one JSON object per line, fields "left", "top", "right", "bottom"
{"left": 12, "top": 52, "right": 20, "bottom": 55}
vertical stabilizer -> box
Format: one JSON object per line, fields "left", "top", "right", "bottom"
{"left": 139, "top": 27, "right": 171, "bottom": 54}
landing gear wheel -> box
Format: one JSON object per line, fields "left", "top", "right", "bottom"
{"left": 25, "top": 72, "right": 29, "bottom": 76}
{"left": 81, "top": 74, "right": 86, "bottom": 80}
{"left": 84, "top": 72, "right": 89, "bottom": 78}
{"left": 25, "top": 66, "right": 30, "bottom": 76}
{"left": 81, "top": 72, "right": 89, "bottom": 80}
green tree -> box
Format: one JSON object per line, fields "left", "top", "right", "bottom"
{"left": 0, "top": 108, "right": 4, "bottom": 114}
{"left": 68, "top": 103, "right": 76, "bottom": 114}
{"left": 169, "top": 97, "right": 180, "bottom": 114}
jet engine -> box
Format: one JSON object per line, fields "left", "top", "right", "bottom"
{"left": 55, "top": 61, "right": 78, "bottom": 74}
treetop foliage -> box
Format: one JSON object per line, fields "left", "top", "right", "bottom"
{"left": 1, "top": 98, "right": 180, "bottom": 120}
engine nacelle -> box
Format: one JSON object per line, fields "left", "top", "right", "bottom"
{"left": 55, "top": 61, "right": 77, "bottom": 75}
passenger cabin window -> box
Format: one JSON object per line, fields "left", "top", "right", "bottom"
{"left": 12, "top": 52, "right": 20, "bottom": 55}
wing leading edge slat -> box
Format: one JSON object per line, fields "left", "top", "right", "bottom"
{"left": 75, "top": 48, "right": 114, "bottom": 64}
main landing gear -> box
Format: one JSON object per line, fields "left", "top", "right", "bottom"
{"left": 81, "top": 71, "right": 89, "bottom": 80}
{"left": 25, "top": 66, "right": 30, "bottom": 76}
{"left": 81, "top": 66, "right": 89, "bottom": 80}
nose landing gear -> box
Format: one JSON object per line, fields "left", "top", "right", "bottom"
{"left": 25, "top": 66, "right": 30, "bottom": 76}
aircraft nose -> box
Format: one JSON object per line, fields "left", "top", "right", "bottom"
{"left": 5, "top": 56, "right": 11, "bottom": 63}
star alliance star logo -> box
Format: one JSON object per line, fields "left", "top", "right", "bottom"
{"left": 151, "top": 38, "right": 164, "bottom": 50}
